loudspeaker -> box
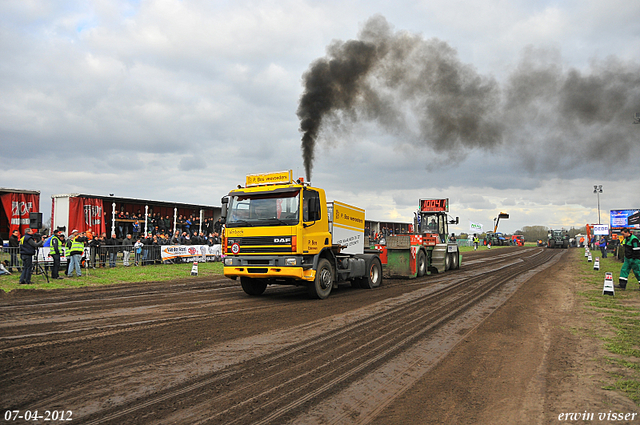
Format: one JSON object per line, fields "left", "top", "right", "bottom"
{"left": 29, "top": 212, "right": 42, "bottom": 229}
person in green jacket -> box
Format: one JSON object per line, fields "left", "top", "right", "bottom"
{"left": 617, "top": 228, "right": 640, "bottom": 290}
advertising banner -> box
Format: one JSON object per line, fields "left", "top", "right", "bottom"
{"left": 331, "top": 201, "right": 365, "bottom": 255}
{"left": 36, "top": 247, "right": 69, "bottom": 264}
{"left": 69, "top": 197, "right": 106, "bottom": 235}
{"left": 160, "top": 244, "right": 222, "bottom": 262}
{"left": 593, "top": 224, "right": 610, "bottom": 235}
{"left": 469, "top": 221, "right": 483, "bottom": 233}
{"left": 610, "top": 209, "right": 640, "bottom": 230}
{"left": 0, "top": 192, "right": 40, "bottom": 235}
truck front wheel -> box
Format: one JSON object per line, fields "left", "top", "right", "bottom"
{"left": 308, "top": 258, "right": 333, "bottom": 299}
{"left": 240, "top": 277, "right": 267, "bottom": 296}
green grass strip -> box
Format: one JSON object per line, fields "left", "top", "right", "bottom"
{"left": 0, "top": 261, "right": 224, "bottom": 292}
{"left": 573, "top": 248, "right": 640, "bottom": 404}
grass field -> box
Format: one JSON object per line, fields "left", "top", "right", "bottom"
{"left": 572, "top": 248, "right": 640, "bottom": 404}
{"left": 0, "top": 261, "right": 224, "bottom": 292}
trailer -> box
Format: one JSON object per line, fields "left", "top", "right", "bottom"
{"left": 0, "top": 188, "right": 41, "bottom": 239}
{"left": 221, "top": 170, "right": 382, "bottom": 299}
{"left": 51, "top": 193, "right": 220, "bottom": 237}
{"left": 375, "top": 198, "right": 460, "bottom": 278}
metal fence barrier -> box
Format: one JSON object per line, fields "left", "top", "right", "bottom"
{"left": 1, "top": 247, "right": 23, "bottom": 273}
{"left": 1, "top": 244, "right": 222, "bottom": 275}
{"left": 85, "top": 246, "right": 165, "bottom": 268}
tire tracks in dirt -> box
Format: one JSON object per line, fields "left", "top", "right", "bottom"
{"left": 77, "top": 249, "right": 561, "bottom": 424}
{"left": 1, "top": 247, "right": 561, "bottom": 424}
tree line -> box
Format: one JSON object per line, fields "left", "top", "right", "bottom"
{"left": 458, "top": 225, "right": 587, "bottom": 242}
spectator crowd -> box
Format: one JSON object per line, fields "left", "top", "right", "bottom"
{"left": 2, "top": 212, "right": 225, "bottom": 283}
{"left": 112, "top": 209, "right": 223, "bottom": 240}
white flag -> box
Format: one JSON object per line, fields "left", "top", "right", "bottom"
{"left": 469, "top": 221, "right": 483, "bottom": 233}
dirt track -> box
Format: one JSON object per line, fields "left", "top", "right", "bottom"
{"left": 1, "top": 247, "right": 623, "bottom": 424}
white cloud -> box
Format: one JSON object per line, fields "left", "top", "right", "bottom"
{"left": 1, "top": 0, "right": 639, "bottom": 233}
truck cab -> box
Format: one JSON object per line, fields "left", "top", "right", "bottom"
{"left": 222, "top": 171, "right": 382, "bottom": 299}
{"left": 417, "top": 211, "right": 448, "bottom": 243}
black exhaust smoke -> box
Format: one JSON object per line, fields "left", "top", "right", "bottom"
{"left": 297, "top": 39, "right": 380, "bottom": 182}
{"left": 298, "top": 15, "right": 640, "bottom": 179}
{"left": 297, "top": 15, "right": 503, "bottom": 181}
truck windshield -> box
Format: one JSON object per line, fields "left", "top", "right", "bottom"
{"left": 226, "top": 190, "right": 300, "bottom": 227}
{"left": 419, "top": 213, "right": 442, "bottom": 234}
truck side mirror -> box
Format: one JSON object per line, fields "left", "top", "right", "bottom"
{"left": 220, "top": 197, "right": 229, "bottom": 223}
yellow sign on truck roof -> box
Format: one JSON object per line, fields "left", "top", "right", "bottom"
{"left": 246, "top": 170, "right": 293, "bottom": 187}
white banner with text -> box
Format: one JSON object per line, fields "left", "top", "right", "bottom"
{"left": 160, "top": 244, "right": 222, "bottom": 261}
{"left": 469, "top": 221, "right": 483, "bottom": 234}
{"left": 593, "top": 224, "right": 610, "bottom": 235}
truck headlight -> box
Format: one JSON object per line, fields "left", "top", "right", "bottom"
{"left": 224, "top": 258, "right": 233, "bottom": 266}
{"left": 285, "top": 258, "right": 297, "bottom": 266}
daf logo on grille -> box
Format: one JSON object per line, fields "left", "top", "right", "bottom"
{"left": 273, "top": 237, "right": 291, "bottom": 244}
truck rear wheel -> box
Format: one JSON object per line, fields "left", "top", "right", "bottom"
{"left": 308, "top": 258, "right": 333, "bottom": 299}
{"left": 360, "top": 257, "right": 382, "bottom": 289}
{"left": 417, "top": 250, "right": 426, "bottom": 277}
{"left": 445, "top": 253, "right": 452, "bottom": 271}
{"left": 240, "top": 277, "right": 267, "bottom": 296}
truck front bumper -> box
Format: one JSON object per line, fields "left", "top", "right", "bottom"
{"left": 223, "top": 255, "right": 316, "bottom": 282}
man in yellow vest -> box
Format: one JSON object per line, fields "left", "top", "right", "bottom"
{"left": 66, "top": 230, "right": 87, "bottom": 277}
{"left": 473, "top": 234, "right": 479, "bottom": 251}
{"left": 49, "top": 229, "right": 65, "bottom": 279}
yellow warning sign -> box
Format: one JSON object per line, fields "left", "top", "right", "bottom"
{"left": 246, "top": 170, "right": 292, "bottom": 187}
{"left": 333, "top": 201, "right": 365, "bottom": 232}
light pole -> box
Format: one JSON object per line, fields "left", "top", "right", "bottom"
{"left": 593, "top": 185, "right": 603, "bottom": 224}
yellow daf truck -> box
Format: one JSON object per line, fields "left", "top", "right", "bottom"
{"left": 221, "top": 170, "right": 382, "bottom": 299}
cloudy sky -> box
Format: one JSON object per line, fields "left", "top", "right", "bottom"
{"left": 2, "top": 0, "right": 639, "bottom": 234}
